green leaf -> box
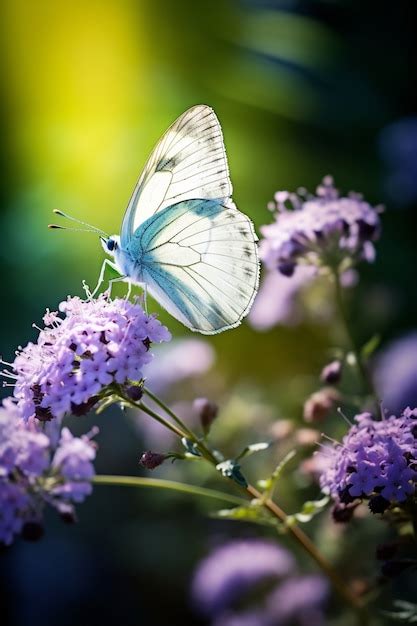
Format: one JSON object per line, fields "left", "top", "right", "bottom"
{"left": 258, "top": 450, "right": 296, "bottom": 499}
{"left": 287, "top": 496, "right": 330, "bottom": 525}
{"left": 236, "top": 441, "right": 271, "bottom": 462}
{"left": 181, "top": 438, "right": 202, "bottom": 457}
{"left": 361, "top": 334, "right": 381, "bottom": 359}
{"left": 216, "top": 460, "right": 248, "bottom": 487}
{"left": 382, "top": 600, "right": 417, "bottom": 622}
{"left": 213, "top": 505, "right": 279, "bottom": 528}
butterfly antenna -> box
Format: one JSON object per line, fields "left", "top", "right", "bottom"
{"left": 48, "top": 209, "right": 109, "bottom": 237}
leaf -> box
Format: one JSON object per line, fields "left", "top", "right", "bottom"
{"left": 258, "top": 450, "right": 296, "bottom": 499}
{"left": 216, "top": 460, "right": 248, "bottom": 487}
{"left": 181, "top": 438, "right": 202, "bottom": 457}
{"left": 213, "top": 505, "right": 279, "bottom": 528}
{"left": 236, "top": 441, "right": 271, "bottom": 462}
{"left": 286, "top": 496, "right": 330, "bottom": 525}
{"left": 361, "top": 334, "right": 381, "bottom": 359}
{"left": 382, "top": 600, "right": 417, "bottom": 622}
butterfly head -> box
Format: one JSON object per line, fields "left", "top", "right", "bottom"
{"left": 101, "top": 235, "right": 120, "bottom": 256}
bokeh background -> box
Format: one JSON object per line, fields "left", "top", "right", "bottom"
{"left": 1, "top": 1, "right": 416, "bottom": 625}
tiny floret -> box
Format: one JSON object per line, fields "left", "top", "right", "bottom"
{"left": 260, "top": 176, "right": 381, "bottom": 276}
{"left": 320, "top": 408, "right": 417, "bottom": 510}
{"left": 0, "top": 399, "right": 97, "bottom": 545}
{"left": 4, "top": 295, "right": 171, "bottom": 422}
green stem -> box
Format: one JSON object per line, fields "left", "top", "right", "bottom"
{"left": 143, "top": 388, "right": 218, "bottom": 464}
{"left": 122, "top": 392, "right": 368, "bottom": 623}
{"left": 333, "top": 269, "right": 376, "bottom": 402}
{"left": 93, "top": 475, "right": 246, "bottom": 506}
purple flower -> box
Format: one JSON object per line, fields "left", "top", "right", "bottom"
{"left": 373, "top": 332, "right": 417, "bottom": 414}
{"left": 249, "top": 266, "right": 315, "bottom": 330}
{"left": 320, "top": 408, "right": 417, "bottom": 508}
{"left": 260, "top": 176, "right": 381, "bottom": 277}
{"left": 191, "top": 540, "right": 328, "bottom": 626}
{"left": 191, "top": 539, "right": 295, "bottom": 618}
{"left": 2, "top": 295, "right": 170, "bottom": 422}
{"left": 266, "top": 575, "right": 329, "bottom": 626}
{"left": 143, "top": 338, "right": 215, "bottom": 394}
{"left": 0, "top": 399, "right": 97, "bottom": 545}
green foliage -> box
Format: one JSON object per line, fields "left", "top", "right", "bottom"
{"left": 286, "top": 496, "right": 330, "bottom": 526}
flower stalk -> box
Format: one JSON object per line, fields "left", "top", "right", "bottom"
{"left": 130, "top": 389, "right": 369, "bottom": 623}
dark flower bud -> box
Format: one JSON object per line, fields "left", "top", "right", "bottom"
{"left": 332, "top": 502, "right": 357, "bottom": 523}
{"left": 303, "top": 388, "right": 340, "bottom": 422}
{"left": 139, "top": 451, "right": 167, "bottom": 470}
{"left": 320, "top": 360, "right": 343, "bottom": 385}
{"left": 376, "top": 542, "right": 399, "bottom": 561}
{"left": 126, "top": 385, "right": 143, "bottom": 401}
{"left": 34, "top": 406, "right": 53, "bottom": 422}
{"left": 277, "top": 262, "right": 296, "bottom": 277}
{"left": 71, "top": 396, "right": 99, "bottom": 416}
{"left": 193, "top": 397, "right": 218, "bottom": 434}
{"left": 368, "top": 495, "right": 390, "bottom": 514}
{"left": 338, "top": 486, "right": 356, "bottom": 505}
{"left": 22, "top": 521, "right": 44, "bottom": 542}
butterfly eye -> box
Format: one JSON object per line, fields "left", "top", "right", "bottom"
{"left": 107, "top": 239, "right": 116, "bottom": 252}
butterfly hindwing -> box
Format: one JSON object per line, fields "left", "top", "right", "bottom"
{"left": 120, "top": 105, "right": 232, "bottom": 247}
{"left": 128, "top": 199, "right": 259, "bottom": 334}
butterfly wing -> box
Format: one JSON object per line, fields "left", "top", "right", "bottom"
{"left": 120, "top": 105, "right": 232, "bottom": 247}
{"left": 127, "top": 199, "right": 259, "bottom": 334}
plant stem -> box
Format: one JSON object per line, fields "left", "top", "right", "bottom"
{"left": 332, "top": 269, "right": 376, "bottom": 401}
{"left": 130, "top": 391, "right": 368, "bottom": 622}
{"left": 247, "top": 484, "right": 367, "bottom": 619}
{"left": 93, "top": 474, "right": 246, "bottom": 506}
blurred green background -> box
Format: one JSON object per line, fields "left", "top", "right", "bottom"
{"left": 1, "top": 1, "right": 416, "bottom": 625}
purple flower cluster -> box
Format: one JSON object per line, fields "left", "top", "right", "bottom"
{"left": 0, "top": 399, "right": 97, "bottom": 545}
{"left": 191, "top": 539, "right": 328, "bottom": 626}
{"left": 4, "top": 295, "right": 170, "bottom": 422}
{"left": 320, "top": 408, "right": 417, "bottom": 509}
{"left": 260, "top": 176, "right": 381, "bottom": 277}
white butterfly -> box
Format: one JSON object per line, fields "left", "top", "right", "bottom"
{"left": 68, "top": 105, "right": 259, "bottom": 334}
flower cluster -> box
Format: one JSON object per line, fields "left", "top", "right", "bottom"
{"left": 320, "top": 408, "right": 417, "bottom": 511}
{"left": 260, "top": 176, "right": 381, "bottom": 277}
{"left": 191, "top": 539, "right": 328, "bottom": 626}
{"left": 0, "top": 399, "right": 97, "bottom": 545}
{"left": 4, "top": 295, "right": 171, "bottom": 423}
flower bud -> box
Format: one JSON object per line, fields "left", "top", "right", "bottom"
{"left": 303, "top": 388, "right": 340, "bottom": 422}
{"left": 139, "top": 451, "right": 166, "bottom": 470}
{"left": 320, "top": 360, "right": 343, "bottom": 384}
{"left": 126, "top": 385, "right": 143, "bottom": 401}
{"left": 193, "top": 397, "right": 218, "bottom": 434}
{"left": 368, "top": 495, "right": 390, "bottom": 514}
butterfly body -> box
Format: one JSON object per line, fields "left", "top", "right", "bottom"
{"left": 101, "top": 105, "right": 259, "bottom": 335}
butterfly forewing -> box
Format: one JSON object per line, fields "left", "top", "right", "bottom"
{"left": 120, "top": 105, "right": 232, "bottom": 246}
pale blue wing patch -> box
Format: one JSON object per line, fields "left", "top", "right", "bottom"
{"left": 128, "top": 199, "right": 259, "bottom": 334}
{"left": 120, "top": 105, "right": 232, "bottom": 247}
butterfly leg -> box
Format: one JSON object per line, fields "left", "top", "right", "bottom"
{"left": 107, "top": 275, "right": 128, "bottom": 299}
{"left": 91, "top": 259, "right": 120, "bottom": 298}
{"left": 143, "top": 283, "right": 148, "bottom": 314}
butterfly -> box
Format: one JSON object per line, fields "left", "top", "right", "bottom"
{"left": 53, "top": 105, "right": 259, "bottom": 335}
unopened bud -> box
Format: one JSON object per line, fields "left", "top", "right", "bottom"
{"left": 332, "top": 502, "right": 358, "bottom": 523}
{"left": 320, "top": 360, "right": 342, "bottom": 384}
{"left": 368, "top": 495, "right": 390, "bottom": 514}
{"left": 126, "top": 385, "right": 143, "bottom": 401}
{"left": 303, "top": 388, "right": 340, "bottom": 422}
{"left": 139, "top": 450, "right": 166, "bottom": 470}
{"left": 193, "top": 397, "right": 218, "bottom": 434}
